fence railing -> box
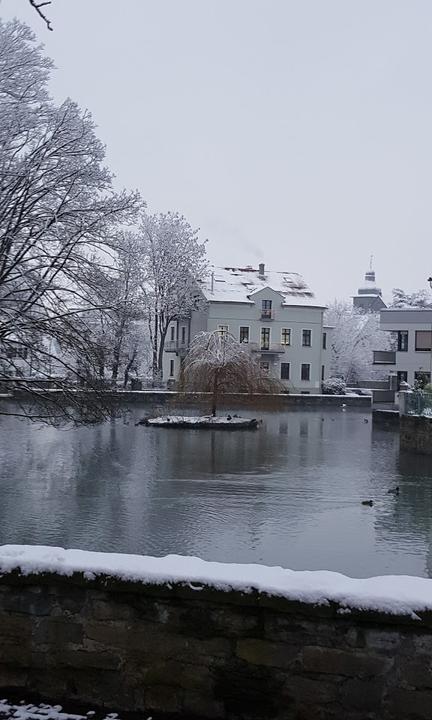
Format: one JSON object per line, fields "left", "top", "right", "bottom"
{"left": 400, "top": 391, "right": 432, "bottom": 417}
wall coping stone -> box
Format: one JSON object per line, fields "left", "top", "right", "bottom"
{"left": 0, "top": 546, "right": 431, "bottom": 625}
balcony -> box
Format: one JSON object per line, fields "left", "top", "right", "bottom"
{"left": 250, "top": 342, "right": 285, "bottom": 354}
{"left": 373, "top": 350, "right": 396, "bottom": 365}
{"left": 260, "top": 310, "right": 274, "bottom": 320}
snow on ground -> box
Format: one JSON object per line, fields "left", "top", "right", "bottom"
{"left": 0, "top": 700, "right": 141, "bottom": 720}
{"left": 1, "top": 545, "right": 432, "bottom": 619}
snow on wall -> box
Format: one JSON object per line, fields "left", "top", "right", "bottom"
{"left": 1, "top": 545, "right": 432, "bottom": 619}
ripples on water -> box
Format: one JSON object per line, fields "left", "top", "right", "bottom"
{"left": 0, "top": 406, "right": 432, "bottom": 577}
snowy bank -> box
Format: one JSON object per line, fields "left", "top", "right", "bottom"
{"left": 1, "top": 545, "right": 432, "bottom": 618}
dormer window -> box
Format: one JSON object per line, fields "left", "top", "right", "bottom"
{"left": 261, "top": 299, "right": 272, "bottom": 319}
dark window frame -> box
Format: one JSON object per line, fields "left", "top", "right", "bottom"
{"left": 301, "top": 363, "right": 311, "bottom": 381}
{"left": 261, "top": 327, "right": 270, "bottom": 350}
{"left": 281, "top": 362, "right": 290, "bottom": 380}
{"left": 415, "top": 331, "right": 432, "bottom": 352}
{"left": 397, "top": 331, "right": 408, "bottom": 352}
{"left": 281, "top": 328, "right": 291, "bottom": 346}
{"left": 302, "top": 329, "right": 312, "bottom": 347}
{"left": 239, "top": 326, "right": 250, "bottom": 343}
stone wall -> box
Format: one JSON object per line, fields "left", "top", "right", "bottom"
{"left": 110, "top": 391, "right": 371, "bottom": 409}
{"left": 0, "top": 571, "right": 431, "bottom": 719}
{"left": 0, "top": 389, "right": 371, "bottom": 410}
{"left": 400, "top": 414, "right": 432, "bottom": 454}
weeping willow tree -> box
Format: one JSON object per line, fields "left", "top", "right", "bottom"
{"left": 180, "top": 331, "right": 282, "bottom": 416}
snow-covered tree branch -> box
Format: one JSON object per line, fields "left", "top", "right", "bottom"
{"left": 325, "top": 301, "right": 391, "bottom": 383}
{"left": 0, "top": 19, "right": 141, "bottom": 422}
{"left": 137, "top": 211, "right": 207, "bottom": 382}
{"left": 180, "top": 330, "right": 283, "bottom": 415}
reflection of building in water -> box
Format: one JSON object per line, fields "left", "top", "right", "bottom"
{"left": 373, "top": 447, "right": 432, "bottom": 577}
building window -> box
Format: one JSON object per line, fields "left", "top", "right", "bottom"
{"left": 415, "top": 331, "right": 432, "bottom": 351}
{"left": 260, "top": 361, "right": 270, "bottom": 375}
{"left": 321, "top": 365, "right": 325, "bottom": 381}
{"left": 397, "top": 331, "right": 408, "bottom": 352}
{"left": 301, "top": 363, "right": 311, "bottom": 381}
{"left": 281, "top": 328, "right": 291, "bottom": 346}
{"left": 181, "top": 326, "right": 186, "bottom": 344}
{"left": 169, "top": 359, "right": 174, "bottom": 377}
{"left": 302, "top": 329, "right": 312, "bottom": 347}
{"left": 239, "top": 326, "right": 249, "bottom": 343}
{"left": 261, "top": 299, "right": 273, "bottom": 319}
{"left": 280, "top": 362, "right": 290, "bottom": 380}
{"left": 261, "top": 327, "right": 270, "bottom": 350}
{"left": 218, "top": 324, "right": 229, "bottom": 337}
{"left": 170, "top": 326, "right": 175, "bottom": 342}
{"left": 322, "top": 332, "right": 327, "bottom": 350}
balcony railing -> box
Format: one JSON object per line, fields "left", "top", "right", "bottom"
{"left": 260, "top": 309, "right": 274, "bottom": 320}
{"left": 373, "top": 350, "right": 396, "bottom": 365}
{"left": 250, "top": 342, "right": 285, "bottom": 354}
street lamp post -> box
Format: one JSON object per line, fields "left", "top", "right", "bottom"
{"left": 427, "top": 278, "right": 432, "bottom": 386}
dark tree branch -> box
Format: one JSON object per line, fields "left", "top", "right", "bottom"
{"left": 28, "top": 0, "right": 53, "bottom": 31}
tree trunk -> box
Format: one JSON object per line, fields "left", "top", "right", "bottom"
{"left": 123, "top": 349, "right": 137, "bottom": 389}
{"left": 211, "top": 370, "right": 219, "bottom": 417}
{"left": 152, "top": 312, "right": 159, "bottom": 383}
{"left": 157, "top": 327, "right": 168, "bottom": 381}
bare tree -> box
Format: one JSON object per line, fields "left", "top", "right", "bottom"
{"left": 81, "top": 233, "right": 149, "bottom": 388}
{"left": 0, "top": 19, "right": 141, "bottom": 423}
{"left": 325, "top": 301, "right": 390, "bottom": 383}
{"left": 180, "top": 330, "right": 282, "bottom": 416}
{"left": 138, "top": 211, "right": 207, "bottom": 383}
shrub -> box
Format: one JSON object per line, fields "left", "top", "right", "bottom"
{"left": 322, "top": 377, "right": 347, "bottom": 395}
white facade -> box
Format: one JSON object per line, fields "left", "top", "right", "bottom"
{"left": 375, "top": 308, "right": 432, "bottom": 387}
{"left": 163, "top": 265, "right": 330, "bottom": 393}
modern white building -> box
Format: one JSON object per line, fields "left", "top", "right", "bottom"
{"left": 163, "top": 264, "right": 331, "bottom": 393}
{"left": 374, "top": 308, "right": 432, "bottom": 387}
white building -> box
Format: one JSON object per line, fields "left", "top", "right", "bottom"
{"left": 374, "top": 308, "right": 432, "bottom": 387}
{"left": 163, "top": 264, "right": 331, "bottom": 393}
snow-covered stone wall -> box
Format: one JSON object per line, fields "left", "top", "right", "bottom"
{"left": 0, "top": 546, "right": 432, "bottom": 720}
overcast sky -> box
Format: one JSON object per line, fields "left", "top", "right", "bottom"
{"left": 2, "top": 0, "right": 432, "bottom": 302}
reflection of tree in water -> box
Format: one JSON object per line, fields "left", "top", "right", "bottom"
{"left": 373, "top": 448, "right": 432, "bottom": 576}
{"left": 143, "top": 411, "right": 359, "bottom": 562}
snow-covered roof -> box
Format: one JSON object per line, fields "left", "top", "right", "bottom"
{"left": 1, "top": 545, "right": 432, "bottom": 617}
{"left": 201, "top": 266, "right": 325, "bottom": 307}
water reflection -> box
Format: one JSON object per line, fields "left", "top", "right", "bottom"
{"left": 0, "top": 407, "right": 432, "bottom": 577}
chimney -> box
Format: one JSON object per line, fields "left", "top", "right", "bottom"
{"left": 258, "top": 262, "right": 265, "bottom": 278}
{"left": 210, "top": 271, "right": 214, "bottom": 293}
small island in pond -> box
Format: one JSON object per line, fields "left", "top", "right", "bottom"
{"left": 138, "top": 415, "right": 259, "bottom": 430}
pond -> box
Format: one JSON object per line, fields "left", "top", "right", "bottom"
{"left": 0, "top": 405, "right": 431, "bottom": 578}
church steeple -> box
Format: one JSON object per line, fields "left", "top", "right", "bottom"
{"left": 352, "top": 259, "right": 386, "bottom": 311}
